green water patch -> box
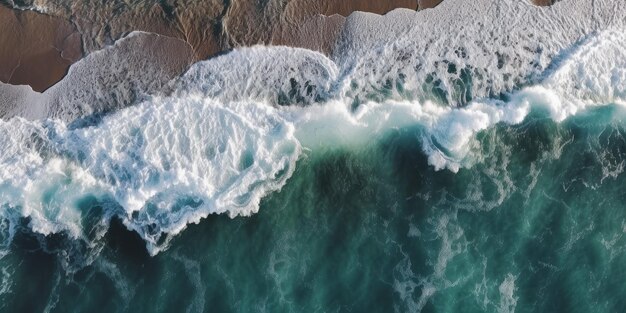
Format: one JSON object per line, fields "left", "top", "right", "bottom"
{"left": 3, "top": 106, "right": 626, "bottom": 312}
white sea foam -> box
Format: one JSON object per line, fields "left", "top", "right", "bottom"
{"left": 178, "top": 46, "right": 339, "bottom": 105}
{"left": 2, "top": 26, "right": 626, "bottom": 255}
{"left": 292, "top": 23, "right": 626, "bottom": 170}
{"left": 1, "top": 0, "right": 626, "bottom": 258}
{"left": 0, "top": 97, "right": 300, "bottom": 255}
{"left": 335, "top": 0, "right": 626, "bottom": 106}
{"left": 498, "top": 274, "right": 518, "bottom": 313}
{"left": 0, "top": 266, "right": 11, "bottom": 297}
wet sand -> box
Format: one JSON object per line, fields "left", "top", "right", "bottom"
{"left": 0, "top": 0, "right": 557, "bottom": 92}
{"left": 0, "top": 0, "right": 422, "bottom": 91}
{"left": 0, "top": 5, "right": 82, "bottom": 92}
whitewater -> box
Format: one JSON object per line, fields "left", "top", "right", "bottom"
{"left": 2, "top": 0, "right": 626, "bottom": 312}
{"left": 2, "top": 24, "right": 626, "bottom": 256}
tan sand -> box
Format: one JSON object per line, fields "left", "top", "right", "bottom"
{"left": 419, "top": 0, "right": 444, "bottom": 10}
{"left": 0, "top": 0, "right": 436, "bottom": 92}
{"left": 272, "top": 14, "right": 347, "bottom": 55}
{"left": 0, "top": 5, "right": 82, "bottom": 92}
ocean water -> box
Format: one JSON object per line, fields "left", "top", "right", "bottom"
{"left": 2, "top": 1, "right": 626, "bottom": 312}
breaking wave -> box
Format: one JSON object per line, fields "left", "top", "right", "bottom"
{"left": 0, "top": 0, "right": 626, "bottom": 264}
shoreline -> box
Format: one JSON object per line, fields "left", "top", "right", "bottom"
{"left": 0, "top": 0, "right": 557, "bottom": 96}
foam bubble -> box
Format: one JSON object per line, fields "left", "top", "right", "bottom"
{"left": 0, "top": 97, "right": 300, "bottom": 255}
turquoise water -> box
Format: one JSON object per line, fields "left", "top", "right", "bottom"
{"left": 2, "top": 4, "right": 626, "bottom": 310}
{"left": 2, "top": 105, "right": 626, "bottom": 312}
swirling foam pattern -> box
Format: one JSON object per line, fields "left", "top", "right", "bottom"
{"left": 1, "top": 5, "right": 626, "bottom": 312}
{"left": 1, "top": 24, "right": 626, "bottom": 257}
